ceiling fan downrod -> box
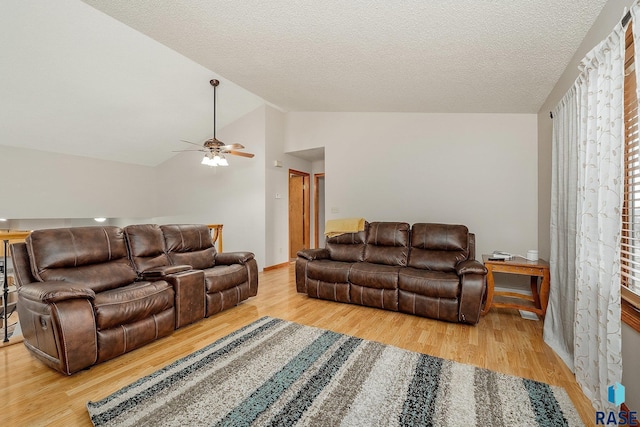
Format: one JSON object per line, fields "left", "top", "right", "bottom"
{"left": 210, "top": 79, "right": 219, "bottom": 141}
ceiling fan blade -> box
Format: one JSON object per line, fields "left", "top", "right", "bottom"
{"left": 180, "top": 139, "right": 203, "bottom": 147}
{"left": 228, "top": 150, "right": 255, "bottom": 158}
{"left": 172, "top": 149, "right": 205, "bottom": 153}
{"left": 224, "top": 143, "right": 245, "bottom": 150}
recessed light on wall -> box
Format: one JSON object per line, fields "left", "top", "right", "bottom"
{"left": 0, "top": 218, "right": 6, "bottom": 222}
{"left": 94, "top": 217, "right": 107, "bottom": 223}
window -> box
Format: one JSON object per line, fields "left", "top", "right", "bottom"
{"left": 621, "top": 22, "right": 640, "bottom": 331}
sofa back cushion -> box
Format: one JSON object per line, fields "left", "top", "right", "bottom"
{"left": 26, "top": 226, "right": 138, "bottom": 292}
{"left": 364, "top": 222, "right": 410, "bottom": 266}
{"left": 408, "top": 223, "right": 469, "bottom": 272}
{"left": 124, "top": 224, "right": 170, "bottom": 273}
{"left": 161, "top": 224, "right": 216, "bottom": 269}
{"left": 326, "top": 222, "right": 368, "bottom": 262}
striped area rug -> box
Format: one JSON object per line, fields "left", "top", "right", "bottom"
{"left": 87, "top": 317, "right": 584, "bottom": 426}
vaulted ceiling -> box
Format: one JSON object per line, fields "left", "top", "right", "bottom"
{"left": 1, "top": 1, "right": 611, "bottom": 166}
{"left": 82, "top": 0, "right": 609, "bottom": 113}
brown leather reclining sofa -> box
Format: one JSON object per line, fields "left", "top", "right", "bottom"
{"left": 10, "top": 224, "right": 258, "bottom": 375}
{"left": 296, "top": 222, "right": 487, "bottom": 324}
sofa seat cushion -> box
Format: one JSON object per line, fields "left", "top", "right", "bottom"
{"left": 204, "top": 264, "right": 248, "bottom": 293}
{"left": 350, "top": 262, "right": 400, "bottom": 289}
{"left": 398, "top": 268, "right": 460, "bottom": 299}
{"left": 93, "top": 281, "right": 174, "bottom": 330}
{"left": 307, "top": 260, "right": 353, "bottom": 283}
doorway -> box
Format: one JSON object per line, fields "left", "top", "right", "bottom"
{"left": 289, "top": 169, "right": 310, "bottom": 259}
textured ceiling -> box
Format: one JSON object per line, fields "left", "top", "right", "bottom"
{"left": 0, "top": 1, "right": 613, "bottom": 166}
{"left": 82, "top": 0, "right": 609, "bottom": 114}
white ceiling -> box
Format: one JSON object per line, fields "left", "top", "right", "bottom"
{"left": 82, "top": 0, "right": 609, "bottom": 114}
{"left": 1, "top": 1, "right": 612, "bottom": 166}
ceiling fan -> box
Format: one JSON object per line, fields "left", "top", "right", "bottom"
{"left": 175, "top": 79, "right": 255, "bottom": 166}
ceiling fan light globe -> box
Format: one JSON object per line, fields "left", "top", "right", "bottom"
{"left": 202, "top": 156, "right": 218, "bottom": 166}
{"left": 219, "top": 157, "right": 229, "bottom": 166}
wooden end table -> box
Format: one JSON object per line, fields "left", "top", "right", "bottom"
{"left": 481, "top": 255, "right": 550, "bottom": 317}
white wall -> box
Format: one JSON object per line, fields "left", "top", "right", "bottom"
{"left": 0, "top": 105, "right": 306, "bottom": 271}
{"left": 311, "top": 159, "right": 326, "bottom": 248}
{"left": 264, "top": 106, "right": 313, "bottom": 267}
{"left": 0, "top": 0, "right": 264, "bottom": 168}
{"left": 6, "top": 217, "right": 154, "bottom": 230}
{"left": 311, "top": 160, "right": 326, "bottom": 248}
{"left": 622, "top": 323, "right": 640, "bottom": 411}
{"left": 314, "top": 172, "right": 326, "bottom": 248}
{"left": 0, "top": 144, "right": 156, "bottom": 219}
{"left": 153, "top": 106, "right": 267, "bottom": 268}
{"left": 285, "top": 112, "right": 538, "bottom": 260}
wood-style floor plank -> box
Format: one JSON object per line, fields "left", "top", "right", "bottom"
{"left": 0, "top": 264, "right": 594, "bottom": 426}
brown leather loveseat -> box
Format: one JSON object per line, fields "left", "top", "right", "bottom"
{"left": 296, "top": 222, "right": 487, "bottom": 324}
{"left": 10, "top": 224, "right": 258, "bottom": 375}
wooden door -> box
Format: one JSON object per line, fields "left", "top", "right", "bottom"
{"left": 289, "top": 170, "right": 310, "bottom": 259}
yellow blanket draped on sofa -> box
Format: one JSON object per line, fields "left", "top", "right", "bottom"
{"left": 324, "top": 218, "right": 366, "bottom": 238}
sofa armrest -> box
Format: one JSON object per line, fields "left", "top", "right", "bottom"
{"left": 215, "top": 251, "right": 255, "bottom": 265}
{"left": 18, "top": 281, "right": 96, "bottom": 303}
{"left": 141, "top": 265, "right": 192, "bottom": 279}
{"left": 18, "top": 286, "right": 98, "bottom": 374}
{"left": 455, "top": 259, "right": 487, "bottom": 276}
{"left": 456, "top": 259, "right": 487, "bottom": 324}
{"left": 297, "top": 248, "right": 330, "bottom": 261}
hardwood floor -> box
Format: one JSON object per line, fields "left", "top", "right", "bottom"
{"left": 0, "top": 264, "right": 594, "bottom": 426}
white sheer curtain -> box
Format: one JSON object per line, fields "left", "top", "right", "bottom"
{"left": 546, "top": 23, "right": 624, "bottom": 411}
{"left": 574, "top": 23, "right": 624, "bottom": 410}
{"left": 544, "top": 86, "right": 578, "bottom": 372}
